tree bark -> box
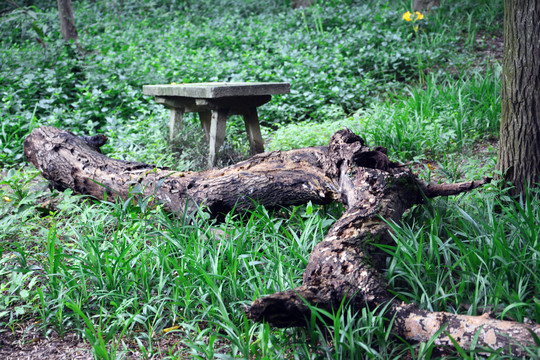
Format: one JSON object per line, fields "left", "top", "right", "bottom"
{"left": 292, "top": 0, "right": 313, "bottom": 9}
{"left": 413, "top": 0, "right": 440, "bottom": 11}
{"left": 57, "top": 0, "right": 78, "bottom": 43}
{"left": 496, "top": 0, "right": 540, "bottom": 195}
{"left": 24, "top": 126, "right": 540, "bottom": 357}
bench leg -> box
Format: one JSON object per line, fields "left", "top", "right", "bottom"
{"left": 169, "top": 107, "right": 184, "bottom": 142}
{"left": 208, "top": 109, "right": 228, "bottom": 167}
{"left": 242, "top": 107, "right": 265, "bottom": 155}
{"left": 198, "top": 110, "right": 212, "bottom": 142}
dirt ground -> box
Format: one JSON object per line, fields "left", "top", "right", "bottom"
{"left": 0, "top": 322, "right": 194, "bottom": 359}
{"left": 0, "top": 326, "right": 94, "bottom": 360}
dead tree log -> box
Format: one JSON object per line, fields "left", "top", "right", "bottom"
{"left": 24, "top": 126, "right": 540, "bottom": 356}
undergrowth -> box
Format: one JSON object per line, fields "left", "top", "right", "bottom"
{"left": 1, "top": 0, "right": 503, "bottom": 167}
{"left": 2, "top": 0, "right": 536, "bottom": 359}
{"left": 1, "top": 168, "right": 539, "bottom": 359}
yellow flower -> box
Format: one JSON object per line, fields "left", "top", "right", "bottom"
{"left": 163, "top": 325, "right": 180, "bottom": 333}
{"left": 403, "top": 11, "right": 425, "bottom": 22}
{"left": 427, "top": 163, "right": 434, "bottom": 170}
{"left": 170, "top": 82, "right": 177, "bottom": 85}
{"left": 402, "top": 11, "right": 412, "bottom": 21}
{"left": 3, "top": 196, "right": 11, "bottom": 202}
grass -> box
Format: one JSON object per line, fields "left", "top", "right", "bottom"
{"left": 3, "top": 0, "right": 539, "bottom": 359}
{"left": 268, "top": 66, "right": 501, "bottom": 161}
{"left": 384, "top": 187, "right": 540, "bottom": 320}
{"left": 0, "top": 179, "right": 340, "bottom": 358}
{"left": 1, "top": 167, "right": 539, "bottom": 359}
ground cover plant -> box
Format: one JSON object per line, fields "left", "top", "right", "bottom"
{"left": 1, "top": 0, "right": 503, "bottom": 166}
{"left": 3, "top": 0, "right": 539, "bottom": 359}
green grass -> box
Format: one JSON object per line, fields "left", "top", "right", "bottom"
{"left": 0, "top": 177, "right": 340, "bottom": 358}
{"left": 268, "top": 66, "right": 501, "bottom": 161}
{"left": 3, "top": 0, "right": 538, "bottom": 359}
{"left": 384, "top": 187, "right": 540, "bottom": 320}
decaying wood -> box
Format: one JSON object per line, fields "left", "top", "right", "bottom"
{"left": 24, "top": 126, "right": 540, "bottom": 356}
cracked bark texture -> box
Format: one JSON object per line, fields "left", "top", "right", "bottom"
{"left": 24, "top": 127, "right": 337, "bottom": 218}
{"left": 496, "top": 0, "right": 540, "bottom": 195}
{"left": 57, "top": 0, "right": 78, "bottom": 43}
{"left": 24, "top": 126, "right": 539, "bottom": 356}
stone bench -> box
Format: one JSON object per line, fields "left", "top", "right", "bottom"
{"left": 143, "top": 82, "right": 290, "bottom": 167}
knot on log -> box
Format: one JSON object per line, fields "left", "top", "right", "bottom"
{"left": 326, "top": 128, "right": 400, "bottom": 174}
{"left": 352, "top": 151, "right": 393, "bottom": 171}
{"left": 329, "top": 129, "right": 365, "bottom": 146}
{"left": 246, "top": 282, "right": 385, "bottom": 328}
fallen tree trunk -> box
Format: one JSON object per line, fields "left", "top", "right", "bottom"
{"left": 24, "top": 126, "right": 540, "bottom": 356}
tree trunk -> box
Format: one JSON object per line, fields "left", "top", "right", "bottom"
{"left": 292, "top": 0, "right": 313, "bottom": 9}
{"left": 496, "top": 0, "right": 540, "bottom": 195}
{"left": 57, "top": 0, "right": 78, "bottom": 43}
{"left": 413, "top": 0, "right": 440, "bottom": 11}
{"left": 24, "top": 126, "right": 540, "bottom": 357}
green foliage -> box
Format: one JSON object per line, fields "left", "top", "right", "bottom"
{"left": 1, "top": 0, "right": 503, "bottom": 166}
{"left": 0, "top": 180, "right": 340, "bottom": 357}
{"left": 298, "top": 301, "right": 401, "bottom": 359}
{"left": 267, "top": 104, "right": 352, "bottom": 151}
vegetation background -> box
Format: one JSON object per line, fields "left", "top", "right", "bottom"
{"left": 1, "top": 0, "right": 539, "bottom": 359}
